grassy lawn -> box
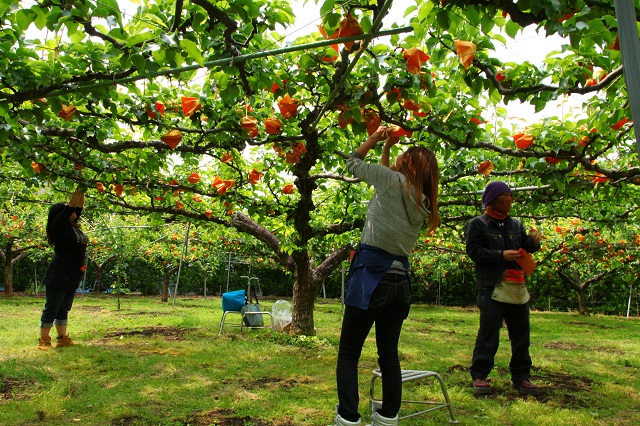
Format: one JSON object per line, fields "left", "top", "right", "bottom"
{"left": 0, "top": 294, "right": 638, "bottom": 425}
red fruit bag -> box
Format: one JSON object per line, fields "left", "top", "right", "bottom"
{"left": 516, "top": 248, "right": 536, "bottom": 276}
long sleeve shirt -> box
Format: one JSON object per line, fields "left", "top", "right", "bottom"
{"left": 347, "top": 153, "right": 428, "bottom": 257}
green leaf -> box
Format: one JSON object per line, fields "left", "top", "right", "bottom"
{"left": 126, "top": 32, "right": 155, "bottom": 47}
{"left": 480, "top": 12, "right": 495, "bottom": 34}
{"left": 152, "top": 49, "right": 166, "bottom": 64}
{"left": 464, "top": 6, "right": 480, "bottom": 26}
{"left": 131, "top": 54, "right": 147, "bottom": 73}
{"left": 325, "top": 13, "right": 341, "bottom": 31}
{"left": 575, "top": 21, "right": 589, "bottom": 31}
{"left": 417, "top": 2, "right": 433, "bottom": 21}
{"left": 505, "top": 20, "right": 519, "bottom": 39}
{"left": 236, "top": 0, "right": 260, "bottom": 18}
{"left": 320, "top": 0, "right": 336, "bottom": 16}
{"left": 435, "top": 10, "right": 450, "bottom": 31}
{"left": 303, "top": 73, "right": 316, "bottom": 87}
{"left": 33, "top": 8, "right": 47, "bottom": 29}
{"left": 15, "top": 9, "right": 37, "bottom": 31}
{"left": 360, "top": 15, "right": 372, "bottom": 34}
{"left": 492, "top": 33, "right": 507, "bottom": 45}
{"left": 181, "top": 39, "right": 204, "bottom": 66}
{"left": 97, "top": 0, "right": 123, "bottom": 27}
{"left": 213, "top": 71, "right": 230, "bottom": 89}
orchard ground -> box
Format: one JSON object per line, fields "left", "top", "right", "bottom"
{"left": 1, "top": 294, "right": 638, "bottom": 425}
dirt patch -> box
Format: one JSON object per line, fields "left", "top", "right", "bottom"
{"left": 544, "top": 341, "right": 589, "bottom": 351}
{"left": 0, "top": 377, "right": 37, "bottom": 403}
{"left": 544, "top": 341, "right": 623, "bottom": 354}
{"left": 103, "top": 326, "right": 188, "bottom": 341}
{"left": 220, "top": 376, "right": 307, "bottom": 391}
{"left": 111, "top": 416, "right": 143, "bottom": 426}
{"left": 527, "top": 372, "right": 594, "bottom": 408}
{"left": 185, "top": 408, "right": 293, "bottom": 426}
{"left": 78, "top": 305, "right": 103, "bottom": 312}
{"left": 482, "top": 367, "right": 593, "bottom": 407}
{"left": 408, "top": 322, "right": 465, "bottom": 335}
{"left": 568, "top": 321, "right": 613, "bottom": 330}
{"left": 119, "top": 311, "right": 173, "bottom": 317}
{"left": 446, "top": 364, "right": 594, "bottom": 408}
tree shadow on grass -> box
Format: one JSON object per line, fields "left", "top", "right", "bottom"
{"left": 447, "top": 364, "right": 594, "bottom": 408}
{"left": 102, "top": 326, "right": 188, "bottom": 341}
{"left": 185, "top": 408, "right": 294, "bottom": 426}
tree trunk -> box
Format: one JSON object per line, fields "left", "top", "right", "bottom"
{"left": 92, "top": 264, "right": 104, "bottom": 295}
{"left": 290, "top": 262, "right": 318, "bottom": 336}
{"left": 558, "top": 269, "right": 608, "bottom": 317}
{"left": 161, "top": 266, "right": 178, "bottom": 303}
{"left": 289, "top": 246, "right": 352, "bottom": 336}
{"left": 3, "top": 255, "right": 13, "bottom": 297}
{"left": 559, "top": 270, "right": 591, "bottom": 316}
{"left": 576, "top": 287, "right": 591, "bottom": 317}
{"left": 161, "top": 272, "right": 170, "bottom": 303}
{"left": 92, "top": 257, "right": 116, "bottom": 295}
{"left": 2, "top": 241, "right": 14, "bottom": 297}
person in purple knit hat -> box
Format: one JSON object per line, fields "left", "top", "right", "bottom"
{"left": 465, "top": 181, "right": 541, "bottom": 396}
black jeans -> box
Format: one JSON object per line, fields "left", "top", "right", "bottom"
{"left": 470, "top": 286, "right": 532, "bottom": 383}
{"left": 336, "top": 274, "right": 411, "bottom": 422}
{"left": 40, "top": 286, "right": 76, "bottom": 328}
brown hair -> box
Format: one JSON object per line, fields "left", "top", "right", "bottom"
{"left": 395, "top": 146, "right": 440, "bottom": 232}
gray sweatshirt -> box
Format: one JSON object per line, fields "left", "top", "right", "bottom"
{"left": 347, "top": 153, "right": 429, "bottom": 257}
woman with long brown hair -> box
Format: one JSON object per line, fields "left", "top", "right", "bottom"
{"left": 332, "top": 126, "right": 439, "bottom": 426}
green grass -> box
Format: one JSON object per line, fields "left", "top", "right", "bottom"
{"left": 1, "top": 295, "right": 639, "bottom": 425}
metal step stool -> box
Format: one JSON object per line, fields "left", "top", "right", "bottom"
{"left": 369, "top": 369, "right": 458, "bottom": 423}
{"left": 218, "top": 310, "right": 274, "bottom": 335}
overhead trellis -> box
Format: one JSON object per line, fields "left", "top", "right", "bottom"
{"left": 3, "top": 27, "right": 412, "bottom": 105}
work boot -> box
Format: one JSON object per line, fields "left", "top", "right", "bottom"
{"left": 513, "top": 379, "right": 540, "bottom": 396}
{"left": 38, "top": 336, "right": 52, "bottom": 350}
{"left": 332, "top": 405, "right": 361, "bottom": 426}
{"left": 56, "top": 334, "right": 75, "bottom": 348}
{"left": 473, "top": 377, "right": 492, "bottom": 395}
{"left": 369, "top": 411, "right": 398, "bottom": 426}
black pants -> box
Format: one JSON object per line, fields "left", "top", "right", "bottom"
{"left": 336, "top": 274, "right": 411, "bottom": 422}
{"left": 470, "top": 286, "right": 532, "bottom": 383}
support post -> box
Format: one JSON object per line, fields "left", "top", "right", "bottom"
{"left": 614, "top": 0, "right": 640, "bottom": 157}
{"left": 172, "top": 222, "right": 191, "bottom": 306}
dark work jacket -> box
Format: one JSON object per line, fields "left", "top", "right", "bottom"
{"left": 464, "top": 213, "right": 540, "bottom": 288}
{"left": 42, "top": 205, "right": 88, "bottom": 291}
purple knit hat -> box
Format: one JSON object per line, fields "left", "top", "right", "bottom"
{"left": 482, "top": 182, "right": 511, "bottom": 209}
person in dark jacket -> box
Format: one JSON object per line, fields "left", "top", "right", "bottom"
{"left": 332, "top": 126, "right": 440, "bottom": 426}
{"left": 465, "top": 181, "right": 541, "bottom": 395}
{"left": 38, "top": 187, "right": 88, "bottom": 349}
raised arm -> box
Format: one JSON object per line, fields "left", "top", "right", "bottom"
{"left": 381, "top": 136, "right": 401, "bottom": 168}
{"left": 68, "top": 188, "right": 85, "bottom": 208}
{"left": 355, "top": 126, "right": 386, "bottom": 159}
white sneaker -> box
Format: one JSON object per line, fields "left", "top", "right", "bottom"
{"left": 369, "top": 411, "right": 398, "bottom": 426}
{"left": 332, "top": 404, "right": 362, "bottom": 426}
